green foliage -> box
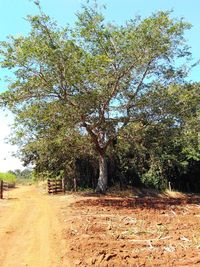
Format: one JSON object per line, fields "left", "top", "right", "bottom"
{"left": 141, "top": 167, "right": 167, "bottom": 190}
{"left": 10, "top": 168, "right": 33, "bottom": 180}
{"left": 0, "top": 172, "right": 16, "bottom": 184}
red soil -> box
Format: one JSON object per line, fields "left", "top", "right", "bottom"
{"left": 60, "top": 193, "right": 200, "bottom": 266}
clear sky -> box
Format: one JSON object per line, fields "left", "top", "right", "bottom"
{"left": 0, "top": 0, "right": 200, "bottom": 171}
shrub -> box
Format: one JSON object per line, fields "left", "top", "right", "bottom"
{"left": 0, "top": 172, "right": 16, "bottom": 185}
{"left": 141, "top": 167, "right": 167, "bottom": 190}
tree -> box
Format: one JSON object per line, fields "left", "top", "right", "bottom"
{"left": 116, "top": 82, "right": 200, "bottom": 190}
{"left": 8, "top": 100, "right": 93, "bottom": 182}
{"left": 0, "top": 2, "right": 192, "bottom": 192}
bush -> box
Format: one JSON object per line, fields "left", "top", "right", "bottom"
{"left": 0, "top": 172, "right": 16, "bottom": 185}
{"left": 141, "top": 168, "right": 167, "bottom": 190}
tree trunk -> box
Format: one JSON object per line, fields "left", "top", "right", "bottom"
{"left": 95, "top": 152, "right": 108, "bottom": 193}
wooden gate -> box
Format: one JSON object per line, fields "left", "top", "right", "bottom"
{"left": 0, "top": 180, "right": 9, "bottom": 199}
{"left": 47, "top": 179, "right": 65, "bottom": 194}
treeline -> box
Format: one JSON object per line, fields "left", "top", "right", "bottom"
{"left": 9, "top": 169, "right": 33, "bottom": 180}
{"left": 26, "top": 111, "right": 199, "bottom": 193}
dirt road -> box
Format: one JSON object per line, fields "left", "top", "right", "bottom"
{"left": 0, "top": 186, "right": 66, "bottom": 267}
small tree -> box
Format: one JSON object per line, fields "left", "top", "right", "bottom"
{"left": 0, "top": 2, "right": 192, "bottom": 192}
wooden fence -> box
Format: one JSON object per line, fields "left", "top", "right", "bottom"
{"left": 0, "top": 180, "right": 9, "bottom": 199}
{"left": 47, "top": 178, "right": 65, "bottom": 194}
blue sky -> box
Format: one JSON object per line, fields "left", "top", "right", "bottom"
{"left": 0, "top": 0, "right": 200, "bottom": 90}
{"left": 0, "top": 0, "right": 200, "bottom": 171}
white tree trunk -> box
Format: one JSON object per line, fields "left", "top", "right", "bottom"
{"left": 95, "top": 152, "right": 108, "bottom": 193}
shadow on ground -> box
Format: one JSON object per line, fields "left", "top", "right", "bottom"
{"left": 73, "top": 195, "right": 200, "bottom": 210}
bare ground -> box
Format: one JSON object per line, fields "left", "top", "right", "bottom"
{"left": 60, "top": 191, "right": 200, "bottom": 267}
{"left": 0, "top": 185, "right": 200, "bottom": 267}
{"left": 0, "top": 186, "right": 68, "bottom": 267}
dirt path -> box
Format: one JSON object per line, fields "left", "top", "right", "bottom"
{"left": 0, "top": 186, "right": 66, "bottom": 267}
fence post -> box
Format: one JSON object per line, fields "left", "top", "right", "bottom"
{"left": 62, "top": 178, "right": 65, "bottom": 194}
{"left": 0, "top": 180, "right": 3, "bottom": 199}
{"left": 168, "top": 182, "right": 172, "bottom": 191}
{"left": 47, "top": 179, "right": 51, "bottom": 194}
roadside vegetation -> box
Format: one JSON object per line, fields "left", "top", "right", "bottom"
{"left": 0, "top": 172, "right": 16, "bottom": 186}
{"left": 0, "top": 169, "right": 33, "bottom": 186}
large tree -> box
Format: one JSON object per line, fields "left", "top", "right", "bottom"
{"left": 0, "top": 2, "right": 192, "bottom": 192}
